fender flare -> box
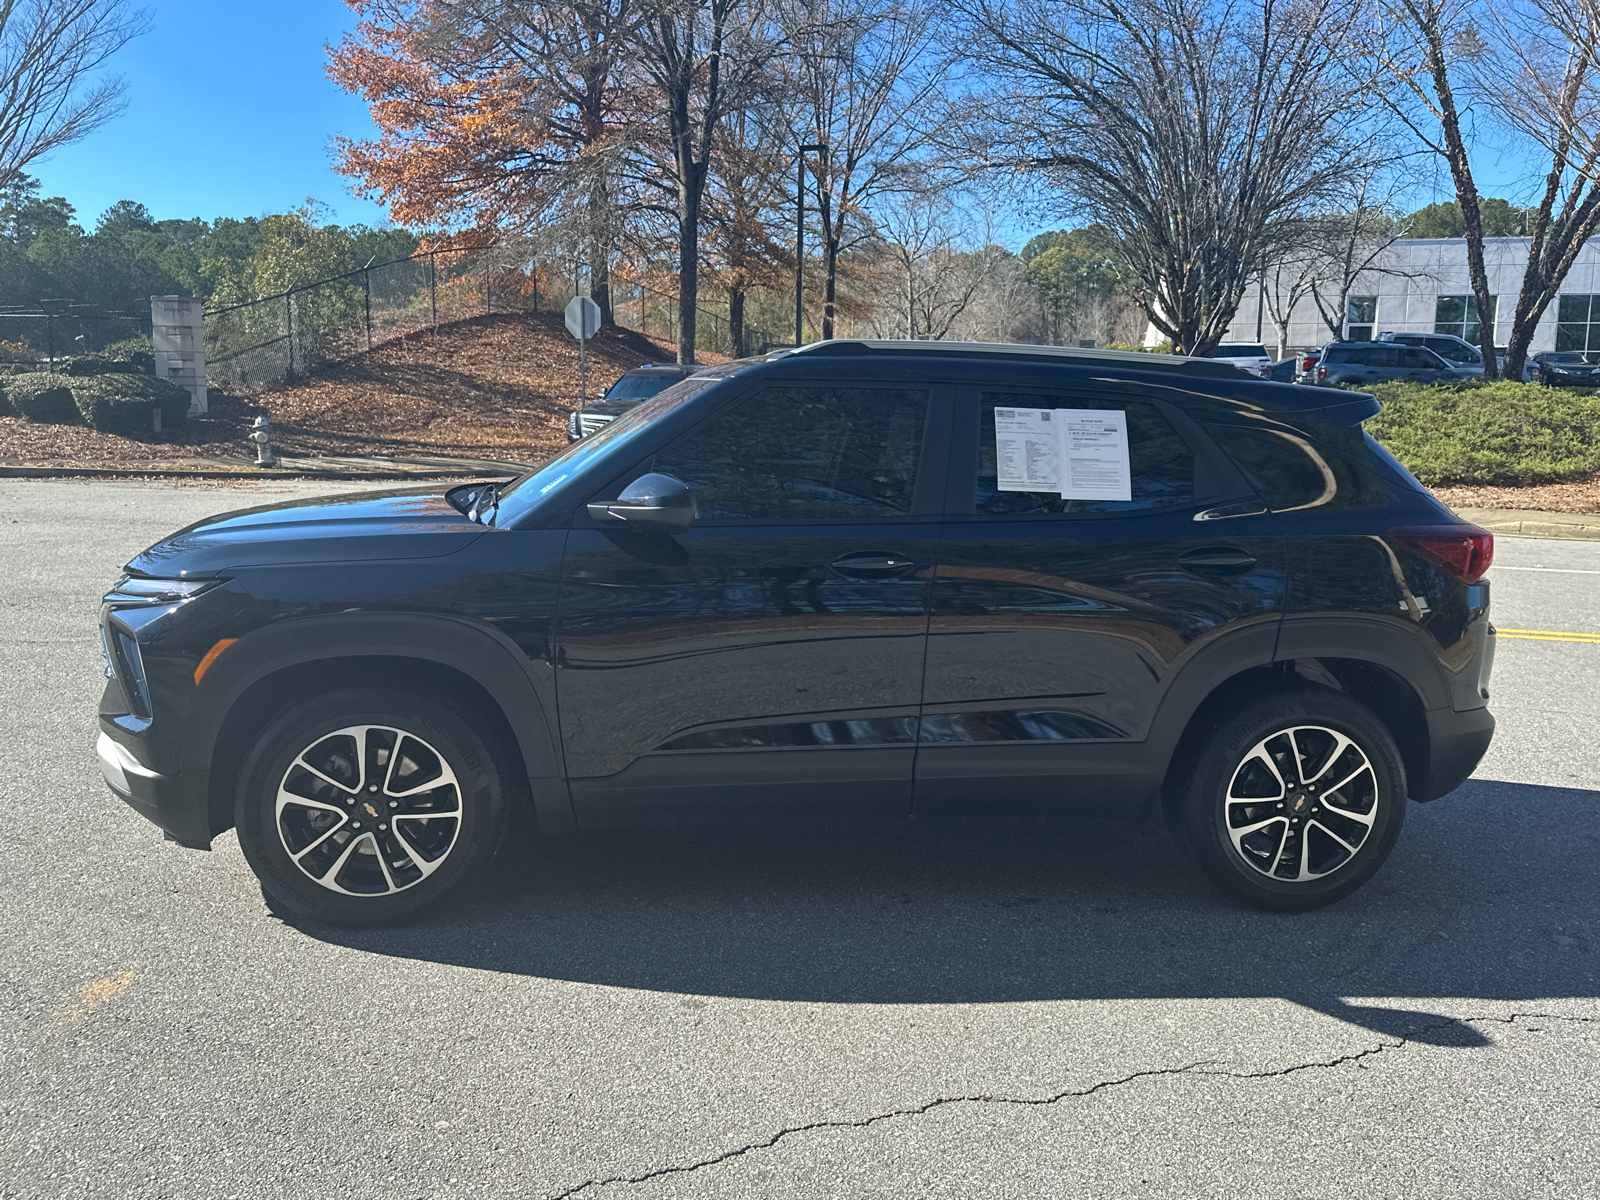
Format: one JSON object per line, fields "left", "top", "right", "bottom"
{"left": 188, "top": 612, "right": 574, "bottom": 834}
{"left": 1274, "top": 616, "right": 1450, "bottom": 710}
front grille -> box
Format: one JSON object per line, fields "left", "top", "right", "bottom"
{"left": 578, "top": 413, "right": 615, "bottom": 437}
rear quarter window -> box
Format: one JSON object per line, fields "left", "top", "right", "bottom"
{"left": 1202, "top": 421, "right": 1392, "bottom": 511}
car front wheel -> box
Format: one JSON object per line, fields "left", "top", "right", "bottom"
{"left": 1171, "top": 689, "right": 1407, "bottom": 911}
{"left": 234, "top": 687, "right": 510, "bottom": 926}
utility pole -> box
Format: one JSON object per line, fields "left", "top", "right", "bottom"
{"left": 795, "top": 143, "right": 827, "bottom": 347}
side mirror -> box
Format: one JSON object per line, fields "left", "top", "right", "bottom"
{"left": 587, "top": 472, "right": 696, "bottom": 530}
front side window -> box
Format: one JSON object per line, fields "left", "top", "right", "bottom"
{"left": 976, "top": 392, "right": 1195, "bottom": 515}
{"left": 1346, "top": 296, "right": 1377, "bottom": 341}
{"left": 1557, "top": 295, "right": 1600, "bottom": 352}
{"left": 1401, "top": 347, "right": 1442, "bottom": 369}
{"left": 1435, "top": 295, "right": 1496, "bottom": 346}
{"left": 652, "top": 386, "right": 928, "bottom": 521}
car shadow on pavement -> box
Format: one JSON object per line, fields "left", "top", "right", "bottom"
{"left": 295, "top": 777, "right": 1598, "bottom": 1042}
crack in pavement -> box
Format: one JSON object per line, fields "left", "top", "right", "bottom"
{"left": 546, "top": 1011, "right": 1599, "bottom": 1199}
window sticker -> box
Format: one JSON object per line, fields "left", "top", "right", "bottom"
{"left": 994, "top": 407, "right": 1132, "bottom": 501}
{"left": 994, "top": 407, "right": 1060, "bottom": 492}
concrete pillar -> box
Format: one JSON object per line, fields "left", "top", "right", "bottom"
{"left": 150, "top": 296, "right": 208, "bottom": 414}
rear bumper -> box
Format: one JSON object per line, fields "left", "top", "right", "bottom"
{"left": 97, "top": 731, "right": 213, "bottom": 849}
{"left": 1416, "top": 705, "right": 1495, "bottom": 802}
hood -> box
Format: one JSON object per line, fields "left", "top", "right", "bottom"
{"left": 126, "top": 486, "right": 488, "bottom": 576}
{"left": 580, "top": 396, "right": 645, "bottom": 420}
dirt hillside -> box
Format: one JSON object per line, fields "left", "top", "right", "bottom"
{"left": 0, "top": 312, "right": 719, "bottom": 467}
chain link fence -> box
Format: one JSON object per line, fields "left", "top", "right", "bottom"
{"left": 203, "top": 244, "right": 799, "bottom": 390}
{"left": 0, "top": 303, "right": 151, "bottom": 371}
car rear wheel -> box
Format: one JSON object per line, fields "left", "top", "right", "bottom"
{"left": 1170, "top": 688, "right": 1407, "bottom": 911}
{"left": 234, "top": 688, "right": 510, "bottom": 927}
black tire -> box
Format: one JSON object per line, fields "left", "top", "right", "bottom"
{"left": 234, "top": 687, "right": 511, "bottom": 927}
{"left": 1169, "top": 688, "right": 1407, "bottom": 912}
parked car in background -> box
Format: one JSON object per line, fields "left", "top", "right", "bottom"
{"left": 1265, "top": 358, "right": 1299, "bottom": 383}
{"left": 1315, "top": 341, "right": 1463, "bottom": 386}
{"left": 1378, "top": 331, "right": 1484, "bottom": 373}
{"left": 1532, "top": 350, "right": 1600, "bottom": 387}
{"left": 1209, "top": 342, "right": 1272, "bottom": 377}
{"left": 1294, "top": 347, "right": 1326, "bottom": 383}
{"left": 568, "top": 363, "right": 703, "bottom": 441}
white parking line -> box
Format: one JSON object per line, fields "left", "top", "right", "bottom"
{"left": 1491, "top": 565, "right": 1600, "bottom": 575}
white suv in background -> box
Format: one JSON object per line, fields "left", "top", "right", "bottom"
{"left": 1209, "top": 343, "right": 1272, "bottom": 377}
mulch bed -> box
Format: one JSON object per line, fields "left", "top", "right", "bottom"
{"left": 0, "top": 312, "right": 717, "bottom": 468}
{"left": 1430, "top": 475, "right": 1600, "bottom": 514}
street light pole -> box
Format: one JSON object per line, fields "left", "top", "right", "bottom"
{"left": 795, "top": 143, "right": 826, "bottom": 347}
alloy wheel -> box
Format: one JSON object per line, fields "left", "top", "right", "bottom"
{"left": 274, "top": 724, "right": 463, "bottom": 896}
{"left": 1223, "top": 724, "right": 1379, "bottom": 883}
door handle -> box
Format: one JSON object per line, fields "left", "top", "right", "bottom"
{"left": 1178, "top": 547, "right": 1258, "bottom": 570}
{"left": 829, "top": 552, "right": 917, "bottom": 576}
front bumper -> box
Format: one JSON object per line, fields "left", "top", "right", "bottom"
{"left": 97, "top": 731, "right": 212, "bottom": 849}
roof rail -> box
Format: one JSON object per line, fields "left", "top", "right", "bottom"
{"left": 779, "top": 338, "right": 1244, "bottom": 378}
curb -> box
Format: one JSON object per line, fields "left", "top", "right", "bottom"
{"left": 0, "top": 455, "right": 530, "bottom": 482}
{"left": 1453, "top": 507, "right": 1600, "bottom": 541}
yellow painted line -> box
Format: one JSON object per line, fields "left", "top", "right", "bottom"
{"left": 1497, "top": 628, "right": 1600, "bottom": 643}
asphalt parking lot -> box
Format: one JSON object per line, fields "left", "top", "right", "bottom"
{"left": 3, "top": 479, "right": 1598, "bottom": 1199}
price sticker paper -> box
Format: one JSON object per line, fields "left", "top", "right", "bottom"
{"left": 994, "top": 406, "right": 1132, "bottom": 501}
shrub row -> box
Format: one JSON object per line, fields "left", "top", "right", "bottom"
{"left": 1361, "top": 379, "right": 1600, "bottom": 487}
{"left": 0, "top": 371, "right": 189, "bottom": 434}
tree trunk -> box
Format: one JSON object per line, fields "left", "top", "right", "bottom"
{"left": 590, "top": 250, "right": 613, "bottom": 327}
{"left": 1422, "top": 22, "right": 1498, "bottom": 378}
{"left": 729, "top": 265, "right": 747, "bottom": 358}
{"left": 675, "top": 158, "right": 705, "bottom": 364}
{"left": 823, "top": 235, "right": 840, "bottom": 341}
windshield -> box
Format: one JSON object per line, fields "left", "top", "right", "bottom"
{"left": 1544, "top": 352, "right": 1598, "bottom": 364}
{"left": 603, "top": 372, "right": 686, "bottom": 401}
{"left": 490, "top": 364, "right": 746, "bottom": 526}
{"left": 1215, "top": 344, "right": 1267, "bottom": 358}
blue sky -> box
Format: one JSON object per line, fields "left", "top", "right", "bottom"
{"left": 23, "top": 0, "right": 1543, "bottom": 239}
{"left": 28, "top": 0, "right": 389, "bottom": 229}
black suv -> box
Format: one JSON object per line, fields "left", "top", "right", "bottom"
{"left": 97, "top": 341, "right": 1495, "bottom": 925}
{"left": 567, "top": 363, "right": 703, "bottom": 441}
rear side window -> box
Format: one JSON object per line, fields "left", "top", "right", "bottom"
{"left": 1325, "top": 347, "right": 1361, "bottom": 364}
{"left": 1366, "top": 346, "right": 1400, "bottom": 368}
{"left": 1204, "top": 421, "right": 1390, "bottom": 511}
{"left": 1400, "top": 348, "right": 1440, "bottom": 369}
{"left": 652, "top": 385, "right": 928, "bottom": 521}
{"left": 976, "top": 392, "right": 1195, "bottom": 515}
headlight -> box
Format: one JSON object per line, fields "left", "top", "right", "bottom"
{"left": 104, "top": 576, "right": 221, "bottom": 604}
{"left": 568, "top": 410, "right": 581, "bottom": 435}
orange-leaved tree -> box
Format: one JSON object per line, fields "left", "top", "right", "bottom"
{"left": 328, "top": 0, "right": 647, "bottom": 325}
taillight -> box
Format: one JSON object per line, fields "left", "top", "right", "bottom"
{"left": 1391, "top": 526, "right": 1494, "bottom": 584}
{"left": 1316, "top": 365, "right": 1327, "bottom": 380}
{"left": 1301, "top": 356, "right": 1315, "bottom": 371}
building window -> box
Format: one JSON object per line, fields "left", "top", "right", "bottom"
{"left": 1345, "top": 296, "right": 1377, "bottom": 341}
{"left": 1556, "top": 295, "right": 1600, "bottom": 352}
{"left": 1435, "top": 295, "right": 1496, "bottom": 345}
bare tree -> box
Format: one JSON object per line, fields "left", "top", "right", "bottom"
{"left": 1467, "top": 0, "right": 1600, "bottom": 378}
{"left": 633, "top": 0, "right": 781, "bottom": 361}
{"left": 1261, "top": 256, "right": 1319, "bottom": 359}
{"left": 869, "top": 191, "right": 1006, "bottom": 338}
{"left": 955, "top": 0, "right": 1370, "bottom": 354}
{"left": 784, "top": 0, "right": 948, "bottom": 339}
{"left": 1306, "top": 172, "right": 1412, "bottom": 341}
{"left": 1369, "top": 0, "right": 1503, "bottom": 374}
{"left": 0, "top": 0, "right": 147, "bottom": 192}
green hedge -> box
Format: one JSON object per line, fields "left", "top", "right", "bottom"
{"left": 1363, "top": 379, "right": 1600, "bottom": 486}
{"left": 68, "top": 374, "right": 190, "bottom": 435}
{"left": 0, "top": 370, "right": 189, "bottom": 433}
{"left": 3, "top": 372, "right": 79, "bottom": 423}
